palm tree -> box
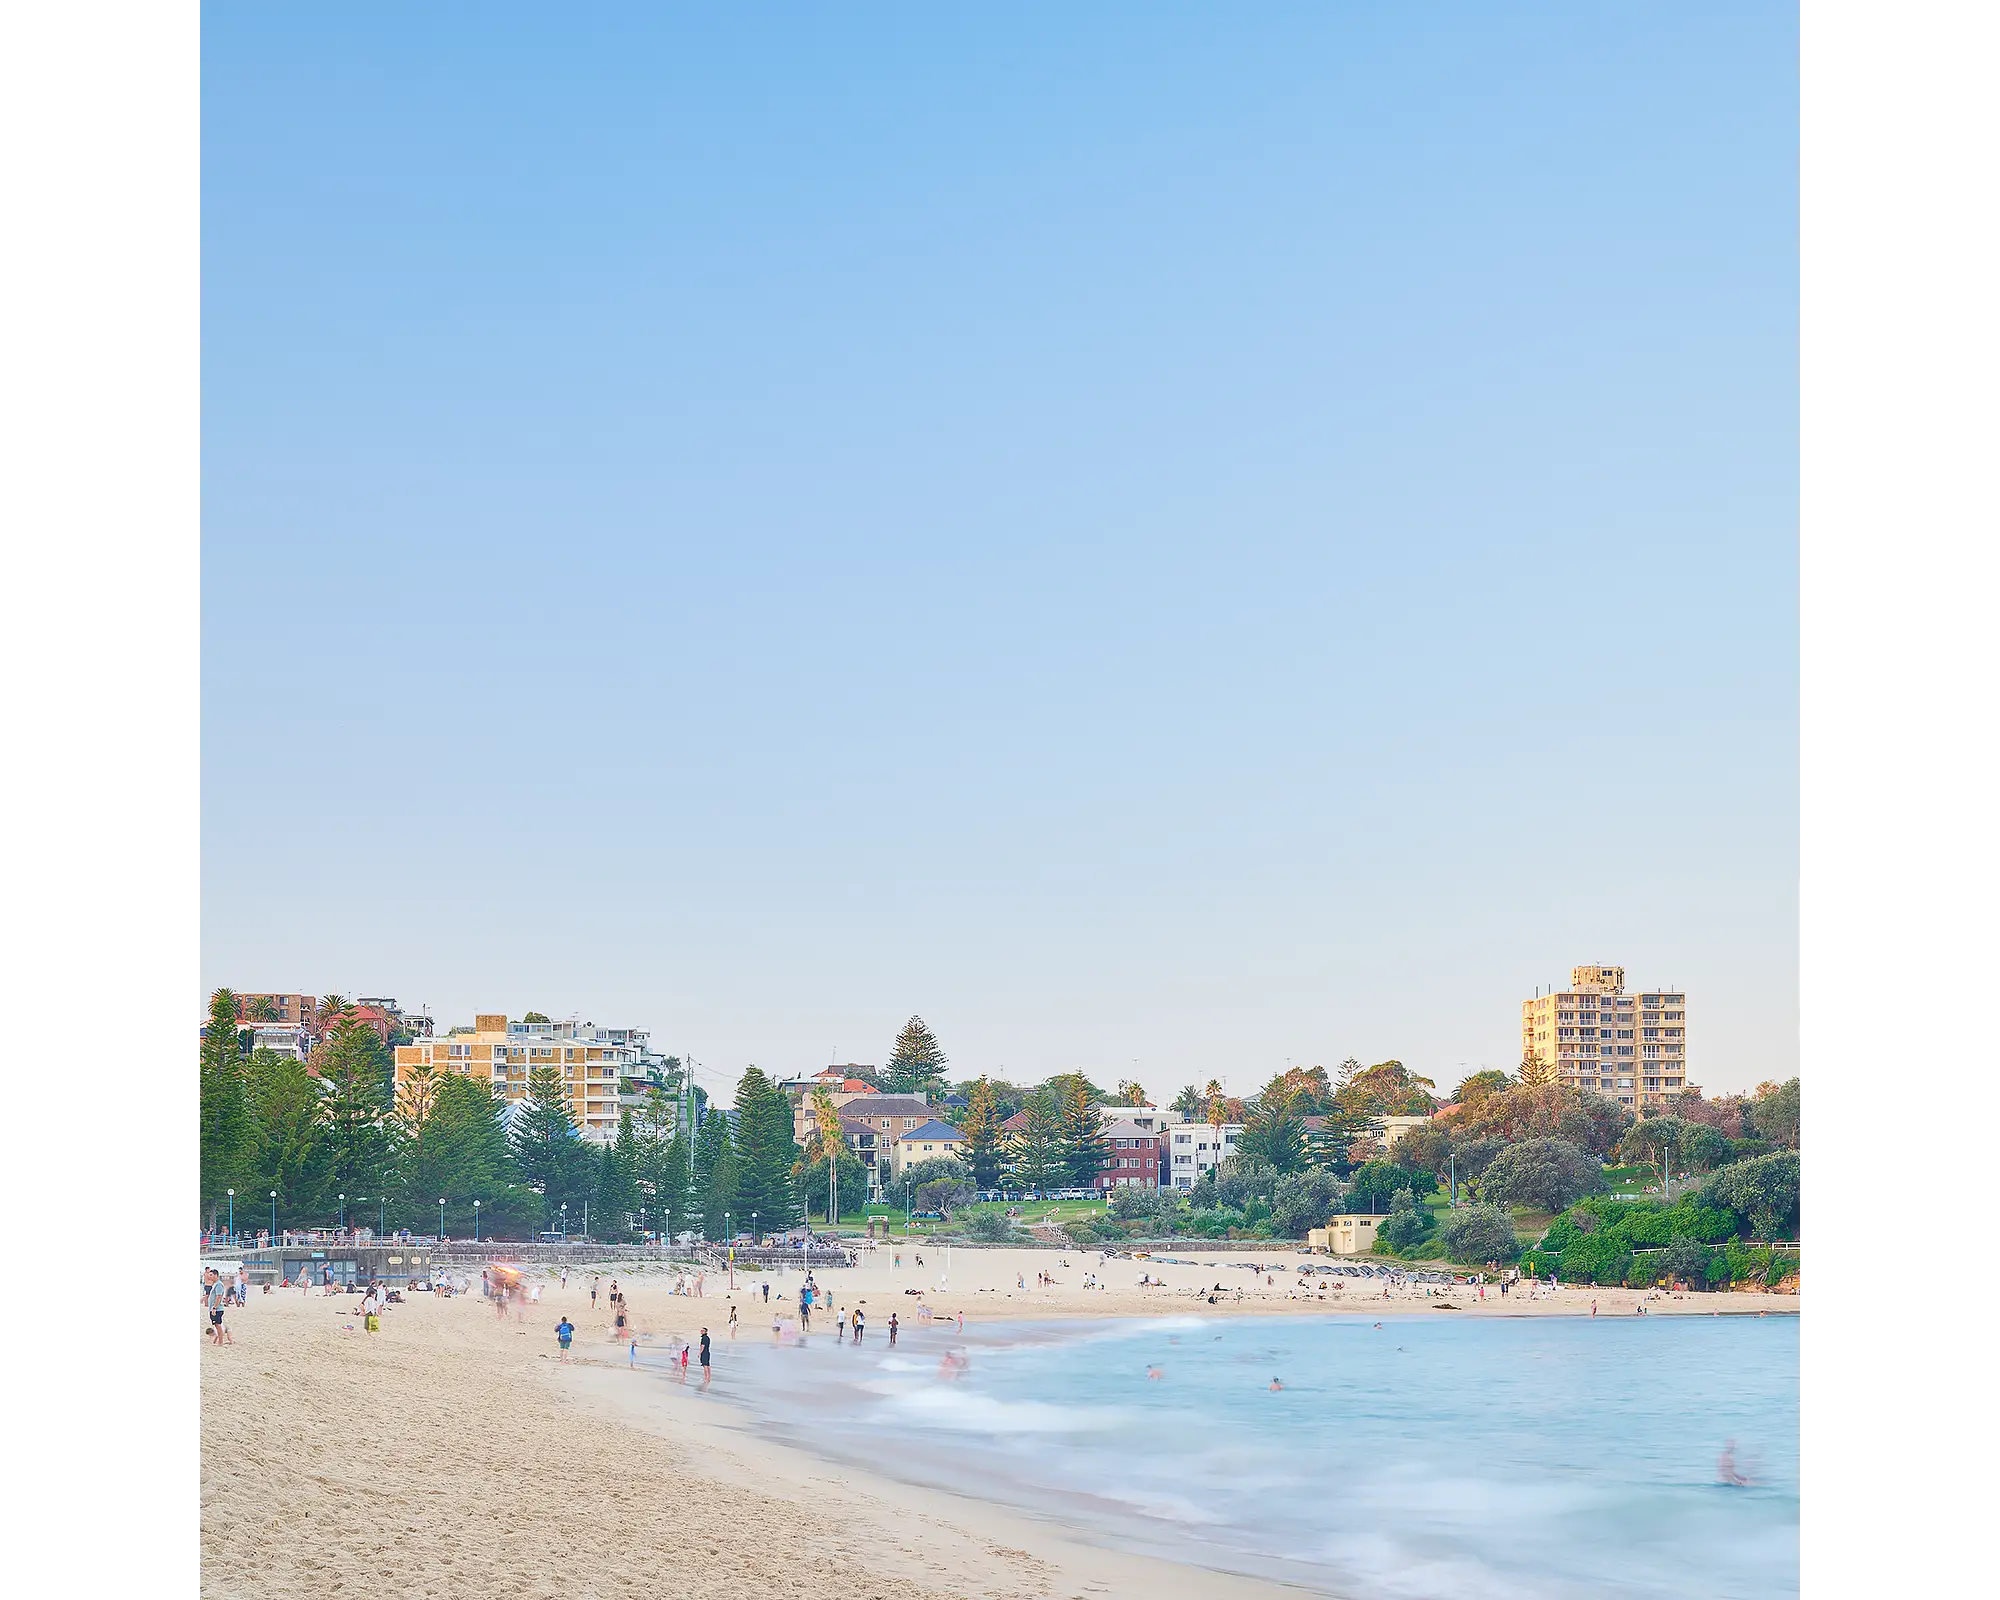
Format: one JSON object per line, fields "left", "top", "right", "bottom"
{"left": 803, "top": 1088, "right": 847, "bottom": 1223}
{"left": 313, "top": 994, "right": 350, "bottom": 1049}
{"left": 1206, "top": 1081, "right": 1228, "bottom": 1185}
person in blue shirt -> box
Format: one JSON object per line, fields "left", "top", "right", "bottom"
{"left": 554, "top": 1317, "right": 574, "bottom": 1360}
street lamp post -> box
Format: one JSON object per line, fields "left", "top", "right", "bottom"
{"left": 560, "top": 1202, "right": 568, "bottom": 1241}
{"left": 438, "top": 1198, "right": 446, "bottom": 1240}
{"left": 378, "top": 1196, "right": 386, "bottom": 1237}
{"left": 752, "top": 1209, "right": 759, "bottom": 1246}
{"left": 226, "top": 1189, "right": 234, "bottom": 1244}
{"left": 339, "top": 1193, "right": 346, "bottom": 1232}
{"left": 473, "top": 1199, "right": 481, "bottom": 1242}
{"left": 270, "top": 1190, "right": 277, "bottom": 1244}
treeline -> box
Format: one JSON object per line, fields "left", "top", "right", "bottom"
{"left": 197, "top": 989, "right": 803, "bottom": 1240}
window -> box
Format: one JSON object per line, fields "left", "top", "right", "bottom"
{"left": 1616, "top": 1029, "right": 1633, "bottom": 1039}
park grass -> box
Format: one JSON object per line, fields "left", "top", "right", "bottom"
{"left": 809, "top": 1196, "right": 1114, "bottom": 1239}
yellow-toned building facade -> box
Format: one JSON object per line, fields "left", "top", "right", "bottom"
{"left": 393, "top": 1014, "right": 638, "bottom": 1142}
{"left": 1520, "top": 965, "right": 1688, "bottom": 1110}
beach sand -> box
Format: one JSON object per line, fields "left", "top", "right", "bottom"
{"left": 200, "top": 1273, "right": 1287, "bottom": 1600}
{"left": 200, "top": 1249, "right": 1794, "bottom": 1598}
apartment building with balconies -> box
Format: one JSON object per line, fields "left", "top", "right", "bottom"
{"left": 1520, "top": 964, "right": 1688, "bottom": 1110}
{"left": 393, "top": 1013, "right": 651, "bottom": 1144}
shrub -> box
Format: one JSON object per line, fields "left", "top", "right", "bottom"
{"left": 1209, "top": 1156, "right": 1281, "bottom": 1210}
{"left": 1477, "top": 1139, "right": 1604, "bottom": 1213}
{"left": 961, "top": 1211, "right": 1016, "bottom": 1243}
{"left": 1658, "top": 1234, "right": 1711, "bottom": 1285}
{"left": 1436, "top": 1204, "right": 1518, "bottom": 1264}
{"left": 1108, "top": 1186, "right": 1184, "bottom": 1222}
{"left": 1186, "top": 1206, "right": 1239, "bottom": 1238}
{"left": 1626, "top": 1257, "right": 1659, "bottom": 1289}
{"left": 1377, "top": 1209, "right": 1431, "bottom": 1252}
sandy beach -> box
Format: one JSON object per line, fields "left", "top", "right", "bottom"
{"left": 200, "top": 1248, "right": 1795, "bottom": 1599}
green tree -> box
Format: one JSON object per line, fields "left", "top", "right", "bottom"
{"left": 1450, "top": 1081, "right": 1632, "bottom": 1160}
{"left": 1377, "top": 1187, "right": 1433, "bottom": 1252}
{"left": 1305, "top": 1106, "right": 1381, "bottom": 1175}
{"left": 1478, "top": 1138, "right": 1603, "bottom": 1213}
{"left": 1007, "top": 1089, "right": 1066, "bottom": 1192}
{"left": 801, "top": 1148, "right": 869, "bottom": 1220}
{"left": 1452, "top": 1069, "right": 1513, "bottom": 1105}
{"left": 1057, "top": 1075, "right": 1112, "bottom": 1189}
{"left": 1391, "top": 1120, "right": 1454, "bottom": 1180}
{"left": 728, "top": 1066, "right": 801, "bottom": 1235}
{"left": 317, "top": 1017, "right": 392, "bottom": 1204}
{"left": 959, "top": 1077, "right": 1006, "bottom": 1189}
{"left": 690, "top": 1106, "right": 738, "bottom": 1239}
{"left": 1346, "top": 1160, "right": 1431, "bottom": 1213}
{"left": 1114, "top": 1078, "right": 1148, "bottom": 1107}
{"left": 1436, "top": 1204, "right": 1519, "bottom": 1264}
{"left": 390, "top": 1057, "right": 446, "bottom": 1222}
{"left": 591, "top": 1115, "right": 643, "bottom": 1239}
{"left": 1237, "top": 1078, "right": 1307, "bottom": 1173}
{"left": 1170, "top": 1084, "right": 1203, "bottom": 1118}
{"left": 1269, "top": 1168, "right": 1344, "bottom": 1237}
{"left": 511, "top": 1064, "right": 590, "bottom": 1217}
{"left": 1747, "top": 1078, "right": 1801, "bottom": 1150}
{"left": 636, "top": 1087, "right": 691, "bottom": 1239}
{"left": 244, "top": 1047, "right": 334, "bottom": 1230}
{"left": 428, "top": 1074, "right": 535, "bottom": 1235}
{"left": 1677, "top": 1124, "right": 1734, "bottom": 1175}
{"left": 884, "top": 1015, "right": 950, "bottom": 1096}
{"left": 199, "top": 988, "right": 256, "bottom": 1227}
{"left": 521, "top": 1011, "right": 551, "bottom": 1024}
{"left": 1695, "top": 1151, "right": 1801, "bottom": 1240}
{"left": 1333, "top": 1059, "right": 1440, "bottom": 1117}
{"left": 1659, "top": 1234, "right": 1713, "bottom": 1286}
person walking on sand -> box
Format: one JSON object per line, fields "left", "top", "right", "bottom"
{"left": 591, "top": 1276, "right": 599, "bottom": 1309}
{"left": 728, "top": 1305, "right": 738, "bottom": 1338}
{"left": 555, "top": 1317, "right": 574, "bottom": 1360}
{"left": 853, "top": 1307, "right": 865, "bottom": 1343}
{"left": 888, "top": 1313, "right": 898, "bottom": 1347}
{"left": 699, "top": 1327, "right": 712, "bottom": 1387}
{"left": 206, "top": 1271, "right": 233, "bottom": 1345}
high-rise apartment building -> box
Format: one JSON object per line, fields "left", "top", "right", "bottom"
{"left": 393, "top": 1013, "right": 657, "bottom": 1144}
{"left": 1520, "top": 964, "right": 1688, "bottom": 1110}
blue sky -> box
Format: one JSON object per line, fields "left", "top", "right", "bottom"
{"left": 202, "top": 5, "right": 1797, "bottom": 1105}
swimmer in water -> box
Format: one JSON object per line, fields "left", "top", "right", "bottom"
{"left": 1718, "top": 1440, "right": 1750, "bottom": 1487}
{"left": 1146, "top": 1366, "right": 1164, "bottom": 1381}
{"left": 1269, "top": 1377, "right": 1284, "bottom": 1391}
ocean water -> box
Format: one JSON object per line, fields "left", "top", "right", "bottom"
{"left": 668, "top": 1311, "right": 1798, "bottom": 1599}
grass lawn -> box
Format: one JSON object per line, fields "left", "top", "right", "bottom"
{"left": 807, "top": 1196, "right": 1115, "bottom": 1239}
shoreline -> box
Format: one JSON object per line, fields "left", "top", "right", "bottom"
{"left": 201, "top": 1256, "right": 1797, "bottom": 1599}
{"left": 551, "top": 1344, "right": 1293, "bottom": 1600}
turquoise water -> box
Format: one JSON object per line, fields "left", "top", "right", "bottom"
{"left": 678, "top": 1311, "right": 1798, "bottom": 1599}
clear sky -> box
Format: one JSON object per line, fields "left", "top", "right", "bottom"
{"left": 202, "top": 5, "right": 1798, "bottom": 1107}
